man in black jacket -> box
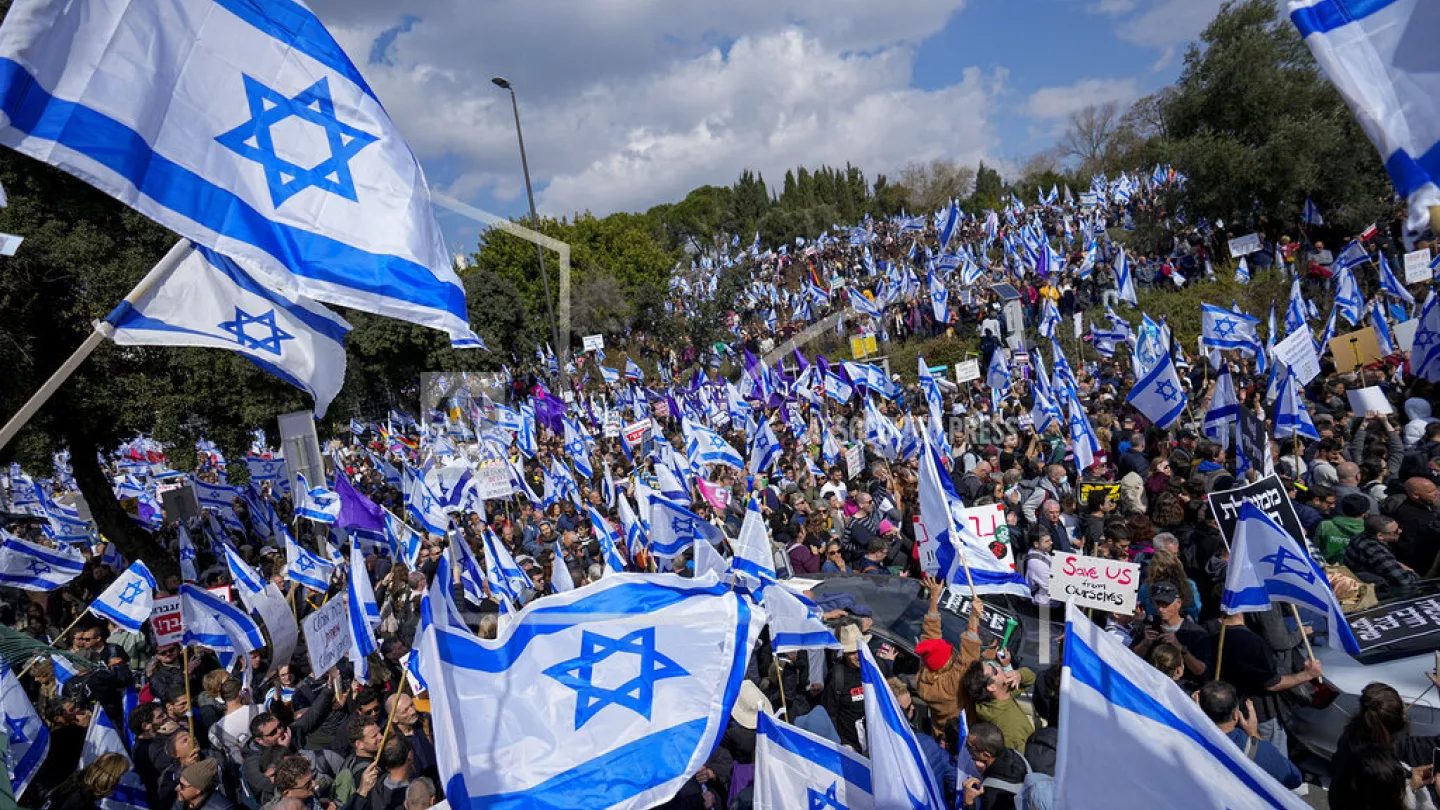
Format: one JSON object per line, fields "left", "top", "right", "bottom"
{"left": 965, "top": 721, "right": 1029, "bottom": 810}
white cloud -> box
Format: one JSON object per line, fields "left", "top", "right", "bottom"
{"left": 1110, "top": 0, "right": 1225, "bottom": 70}
{"left": 306, "top": 0, "right": 1003, "bottom": 217}
{"left": 1025, "top": 77, "right": 1138, "bottom": 121}
{"left": 1087, "top": 0, "right": 1138, "bottom": 14}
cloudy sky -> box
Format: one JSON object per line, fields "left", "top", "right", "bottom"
{"left": 308, "top": 0, "right": 1226, "bottom": 249}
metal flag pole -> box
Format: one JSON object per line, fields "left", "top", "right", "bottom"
{"left": 0, "top": 238, "right": 190, "bottom": 453}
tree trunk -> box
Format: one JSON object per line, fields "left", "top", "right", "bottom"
{"left": 66, "top": 433, "right": 164, "bottom": 564}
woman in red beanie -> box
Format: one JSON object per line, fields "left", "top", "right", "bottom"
{"left": 914, "top": 575, "right": 985, "bottom": 737}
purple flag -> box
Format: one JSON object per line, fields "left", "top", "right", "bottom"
{"left": 792, "top": 348, "right": 810, "bottom": 374}
{"left": 533, "top": 393, "right": 567, "bottom": 435}
{"left": 334, "top": 470, "right": 385, "bottom": 531}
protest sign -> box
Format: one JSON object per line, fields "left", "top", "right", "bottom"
{"left": 954, "top": 360, "right": 981, "bottom": 384}
{"left": 1050, "top": 552, "right": 1141, "bottom": 614}
{"left": 1396, "top": 319, "right": 1420, "bottom": 352}
{"left": 849, "top": 335, "right": 877, "bottom": 359}
{"left": 1404, "top": 249, "right": 1433, "bottom": 284}
{"left": 844, "top": 445, "right": 863, "bottom": 479}
{"left": 1077, "top": 481, "right": 1120, "bottom": 505}
{"left": 1347, "top": 593, "right": 1440, "bottom": 653}
{"left": 582, "top": 334, "right": 605, "bottom": 352}
{"left": 1208, "top": 475, "right": 1305, "bottom": 545}
{"left": 152, "top": 596, "right": 183, "bottom": 646}
{"left": 1237, "top": 408, "right": 1268, "bottom": 471}
{"left": 603, "top": 413, "right": 621, "bottom": 438}
{"left": 1227, "top": 233, "right": 1262, "bottom": 258}
{"left": 1330, "top": 326, "right": 1383, "bottom": 368}
{"left": 1346, "top": 386, "right": 1394, "bottom": 416}
{"left": 956, "top": 503, "right": 1017, "bottom": 570}
{"left": 253, "top": 584, "right": 298, "bottom": 683}
{"left": 1273, "top": 328, "right": 1322, "bottom": 385}
{"left": 622, "top": 419, "right": 651, "bottom": 449}
{"left": 302, "top": 595, "right": 351, "bottom": 677}
{"left": 474, "top": 459, "right": 514, "bottom": 500}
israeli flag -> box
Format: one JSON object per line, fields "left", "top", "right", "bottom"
{"left": 1203, "top": 365, "right": 1240, "bottom": 448}
{"left": 403, "top": 465, "right": 449, "bottom": 535}
{"left": 625, "top": 358, "right": 645, "bottom": 382}
{"left": 191, "top": 478, "right": 245, "bottom": 532}
{"left": 180, "top": 582, "right": 265, "bottom": 671}
{"left": 88, "top": 560, "right": 156, "bottom": 633}
{"left": 824, "top": 372, "right": 855, "bottom": 403}
{"left": 730, "top": 497, "right": 777, "bottom": 588}
{"left": 1065, "top": 387, "right": 1102, "bottom": 474}
{"left": 748, "top": 420, "right": 783, "bottom": 475}
{"left": 916, "top": 434, "right": 1028, "bottom": 597}
{"left": 107, "top": 244, "right": 351, "bottom": 416}
{"left": 1038, "top": 298, "right": 1061, "bottom": 341}
{"left": 1, "top": 663, "right": 47, "bottom": 798}
{"left": 1201, "top": 304, "right": 1262, "bottom": 352}
{"left": 80, "top": 706, "right": 148, "bottom": 810}
{"left": 1057, "top": 608, "right": 1309, "bottom": 810}
{"left": 682, "top": 419, "right": 743, "bottom": 472}
{"left": 1292, "top": 0, "right": 1440, "bottom": 232}
{"left": 928, "top": 270, "right": 950, "bottom": 324}
{"left": 648, "top": 495, "right": 725, "bottom": 559}
{"left": 246, "top": 456, "right": 288, "bottom": 487}
{"left": 1301, "top": 196, "right": 1325, "bottom": 226}
{"left": 754, "top": 711, "right": 873, "bottom": 810}
{"left": 1126, "top": 351, "right": 1187, "bottom": 429}
{"left": 0, "top": 0, "right": 478, "bottom": 344}
{"left": 0, "top": 532, "right": 84, "bottom": 591}
{"left": 1375, "top": 252, "right": 1417, "bottom": 306}
{"left": 1273, "top": 368, "right": 1320, "bottom": 441}
{"left": 518, "top": 403, "right": 538, "bottom": 459}
{"left": 1221, "top": 502, "right": 1362, "bottom": 654}
{"left": 1234, "top": 256, "right": 1250, "bottom": 284}
{"left": 417, "top": 573, "right": 763, "bottom": 810}
{"left": 1334, "top": 266, "right": 1364, "bottom": 325}
{"left": 849, "top": 288, "right": 884, "bottom": 319}
{"left": 587, "top": 506, "right": 630, "bottom": 578}
{"left": 284, "top": 528, "right": 336, "bottom": 593}
{"left": 986, "top": 347, "right": 1011, "bottom": 399}
{"left": 1372, "top": 299, "right": 1396, "bottom": 356}
{"left": 563, "top": 418, "right": 595, "bottom": 480}
{"left": 294, "top": 472, "right": 341, "bottom": 523}
{"left": 1284, "top": 278, "right": 1309, "bottom": 335}
{"left": 347, "top": 544, "right": 380, "bottom": 681}
{"left": 767, "top": 584, "right": 840, "bottom": 653}
{"left": 859, "top": 642, "right": 946, "bottom": 808}
{"left": 483, "top": 526, "right": 531, "bottom": 607}
{"left": 1413, "top": 291, "right": 1440, "bottom": 383}
{"left": 177, "top": 520, "right": 200, "bottom": 583}
{"left": 618, "top": 495, "right": 648, "bottom": 559}
{"left": 1115, "top": 247, "right": 1139, "bottom": 306}
{"left": 427, "top": 461, "right": 482, "bottom": 515}
{"left": 223, "top": 541, "right": 268, "bottom": 612}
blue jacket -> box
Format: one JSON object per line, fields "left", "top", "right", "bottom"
{"left": 917, "top": 733, "right": 957, "bottom": 808}
{"left": 1225, "top": 728, "right": 1302, "bottom": 789}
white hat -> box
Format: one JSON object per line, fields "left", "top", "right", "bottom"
{"left": 731, "top": 680, "right": 773, "bottom": 731}
{"left": 837, "top": 624, "right": 867, "bottom": 654}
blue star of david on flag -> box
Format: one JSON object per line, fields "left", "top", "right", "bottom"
{"left": 1260, "top": 546, "right": 1317, "bottom": 585}
{"left": 118, "top": 581, "right": 146, "bottom": 606}
{"left": 26, "top": 560, "right": 49, "bottom": 577}
{"left": 542, "top": 627, "right": 689, "bottom": 730}
{"left": 216, "top": 75, "right": 379, "bottom": 208}
{"left": 5, "top": 715, "right": 28, "bottom": 745}
{"left": 218, "top": 307, "right": 294, "bottom": 356}
{"left": 809, "top": 782, "right": 850, "bottom": 810}
{"left": 1156, "top": 380, "right": 1179, "bottom": 403}
{"left": 1213, "top": 318, "right": 1236, "bottom": 337}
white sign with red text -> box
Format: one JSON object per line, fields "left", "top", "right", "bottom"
{"left": 1050, "top": 552, "right": 1140, "bottom": 614}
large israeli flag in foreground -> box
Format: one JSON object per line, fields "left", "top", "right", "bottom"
{"left": 1, "top": 664, "right": 47, "bottom": 798}
{"left": 107, "top": 244, "right": 351, "bottom": 416}
{"left": 418, "top": 572, "right": 763, "bottom": 810}
{"left": 916, "top": 434, "right": 1028, "bottom": 597}
{"left": 1222, "top": 502, "right": 1362, "bottom": 654}
{"left": 1057, "top": 609, "right": 1309, "bottom": 810}
{"left": 1290, "top": 0, "right": 1440, "bottom": 233}
{"left": 754, "top": 711, "right": 873, "bottom": 810}
{"left": 0, "top": 0, "right": 478, "bottom": 345}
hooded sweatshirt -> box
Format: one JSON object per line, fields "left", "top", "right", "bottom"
{"left": 1403, "top": 398, "right": 1439, "bottom": 449}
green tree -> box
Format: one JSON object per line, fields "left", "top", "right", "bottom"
{"left": 1158, "top": 0, "right": 1391, "bottom": 234}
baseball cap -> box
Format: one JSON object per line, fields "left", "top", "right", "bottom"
{"left": 1152, "top": 581, "right": 1181, "bottom": 606}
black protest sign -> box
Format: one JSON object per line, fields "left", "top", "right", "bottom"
{"left": 1237, "top": 408, "right": 1267, "bottom": 471}
{"left": 1207, "top": 474, "right": 1305, "bottom": 545}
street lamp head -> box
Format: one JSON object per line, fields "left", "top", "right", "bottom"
{"left": 491, "top": 77, "right": 511, "bottom": 90}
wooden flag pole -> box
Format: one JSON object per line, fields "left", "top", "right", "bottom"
{"left": 375, "top": 679, "right": 409, "bottom": 764}
{"left": 0, "top": 239, "right": 190, "bottom": 453}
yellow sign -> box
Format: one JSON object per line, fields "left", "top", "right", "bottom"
{"left": 849, "top": 335, "right": 878, "bottom": 359}
{"left": 1077, "top": 481, "right": 1121, "bottom": 504}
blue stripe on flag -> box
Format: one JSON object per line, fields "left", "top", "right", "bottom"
{"left": 210, "top": 0, "right": 379, "bottom": 102}
{"left": 1067, "top": 628, "right": 1300, "bottom": 810}
{"left": 772, "top": 631, "right": 839, "bottom": 650}
{"left": 0, "top": 59, "right": 466, "bottom": 319}
{"left": 197, "top": 246, "right": 352, "bottom": 342}
{"left": 1385, "top": 144, "right": 1440, "bottom": 199}
{"left": 758, "top": 713, "right": 873, "bottom": 792}
{"left": 1290, "top": 0, "right": 1404, "bottom": 37}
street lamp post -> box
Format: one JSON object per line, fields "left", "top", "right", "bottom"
{"left": 491, "top": 76, "right": 563, "bottom": 367}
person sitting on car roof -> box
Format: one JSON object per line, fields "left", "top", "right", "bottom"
{"left": 914, "top": 575, "right": 984, "bottom": 738}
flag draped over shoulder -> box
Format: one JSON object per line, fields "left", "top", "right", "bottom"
{"left": 106, "top": 244, "right": 352, "bottom": 416}
{"left": 0, "top": 0, "right": 480, "bottom": 345}
{"left": 417, "top": 573, "right": 763, "bottom": 810}
{"left": 1057, "top": 609, "right": 1309, "bottom": 810}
